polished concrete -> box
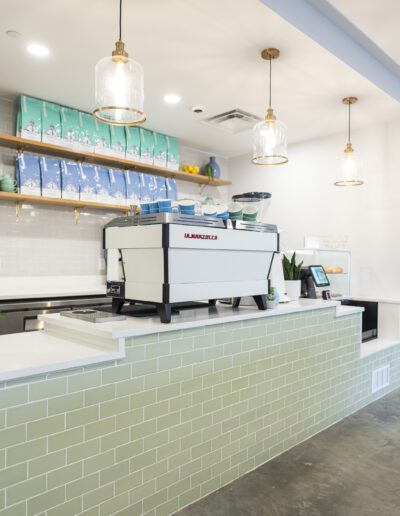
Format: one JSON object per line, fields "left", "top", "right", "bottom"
{"left": 178, "top": 389, "right": 400, "bottom": 516}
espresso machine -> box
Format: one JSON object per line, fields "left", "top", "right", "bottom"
{"left": 104, "top": 213, "right": 279, "bottom": 323}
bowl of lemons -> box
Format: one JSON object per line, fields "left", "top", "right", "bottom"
{"left": 182, "top": 164, "right": 200, "bottom": 175}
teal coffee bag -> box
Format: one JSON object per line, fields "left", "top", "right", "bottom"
{"left": 153, "top": 133, "right": 167, "bottom": 168}
{"left": 139, "top": 128, "right": 154, "bottom": 165}
{"left": 78, "top": 112, "right": 96, "bottom": 152}
{"left": 94, "top": 118, "right": 111, "bottom": 155}
{"left": 60, "top": 107, "right": 80, "bottom": 149}
{"left": 110, "top": 125, "right": 126, "bottom": 159}
{"left": 17, "top": 95, "right": 42, "bottom": 141}
{"left": 125, "top": 126, "right": 141, "bottom": 162}
{"left": 41, "top": 101, "right": 61, "bottom": 145}
{"left": 166, "top": 135, "right": 179, "bottom": 170}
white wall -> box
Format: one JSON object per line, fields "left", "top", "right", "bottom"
{"left": 228, "top": 119, "right": 400, "bottom": 299}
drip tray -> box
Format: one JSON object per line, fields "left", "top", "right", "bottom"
{"left": 101, "top": 301, "right": 213, "bottom": 318}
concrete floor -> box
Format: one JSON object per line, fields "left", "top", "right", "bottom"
{"left": 178, "top": 389, "right": 400, "bottom": 516}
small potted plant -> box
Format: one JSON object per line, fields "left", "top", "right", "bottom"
{"left": 266, "top": 287, "right": 277, "bottom": 309}
{"left": 282, "top": 253, "right": 303, "bottom": 300}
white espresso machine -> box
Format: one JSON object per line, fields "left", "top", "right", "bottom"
{"left": 104, "top": 213, "right": 279, "bottom": 323}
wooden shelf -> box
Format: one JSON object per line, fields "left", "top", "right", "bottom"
{"left": 0, "top": 191, "right": 130, "bottom": 212}
{"left": 0, "top": 133, "right": 231, "bottom": 188}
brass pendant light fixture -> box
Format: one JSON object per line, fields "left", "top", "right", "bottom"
{"left": 94, "top": 0, "right": 146, "bottom": 126}
{"left": 334, "top": 97, "right": 363, "bottom": 186}
{"left": 252, "top": 48, "right": 288, "bottom": 166}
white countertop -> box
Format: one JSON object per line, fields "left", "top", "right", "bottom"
{"left": 40, "top": 299, "right": 361, "bottom": 340}
{"left": 0, "top": 299, "right": 362, "bottom": 383}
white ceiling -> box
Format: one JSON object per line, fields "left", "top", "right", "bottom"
{"left": 328, "top": 0, "right": 400, "bottom": 65}
{"left": 1, "top": 0, "right": 399, "bottom": 157}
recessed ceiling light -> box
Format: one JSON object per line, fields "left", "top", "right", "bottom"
{"left": 164, "top": 94, "right": 181, "bottom": 104}
{"left": 26, "top": 43, "right": 49, "bottom": 58}
{"left": 6, "top": 30, "right": 22, "bottom": 39}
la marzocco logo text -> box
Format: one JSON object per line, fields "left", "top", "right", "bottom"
{"left": 184, "top": 233, "right": 218, "bottom": 240}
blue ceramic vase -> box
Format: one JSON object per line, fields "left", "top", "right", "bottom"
{"left": 203, "top": 156, "right": 221, "bottom": 179}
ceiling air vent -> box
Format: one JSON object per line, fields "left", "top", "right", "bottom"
{"left": 201, "top": 109, "right": 261, "bottom": 134}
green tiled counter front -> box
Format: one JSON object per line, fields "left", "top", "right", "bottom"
{"left": 0, "top": 307, "right": 399, "bottom": 515}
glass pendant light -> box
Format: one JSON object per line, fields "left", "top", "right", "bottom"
{"left": 334, "top": 97, "right": 363, "bottom": 186}
{"left": 252, "top": 48, "right": 288, "bottom": 166}
{"left": 93, "top": 0, "right": 146, "bottom": 126}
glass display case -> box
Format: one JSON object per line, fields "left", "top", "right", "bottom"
{"left": 287, "top": 249, "right": 351, "bottom": 299}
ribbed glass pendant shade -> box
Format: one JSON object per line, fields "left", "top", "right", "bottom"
{"left": 252, "top": 109, "right": 288, "bottom": 165}
{"left": 94, "top": 47, "right": 145, "bottom": 125}
{"left": 335, "top": 144, "right": 363, "bottom": 186}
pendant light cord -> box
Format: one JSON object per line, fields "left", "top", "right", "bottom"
{"left": 269, "top": 58, "right": 272, "bottom": 108}
{"left": 348, "top": 101, "right": 351, "bottom": 143}
{"left": 119, "top": 0, "right": 122, "bottom": 41}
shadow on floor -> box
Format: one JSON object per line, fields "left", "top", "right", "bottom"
{"left": 177, "top": 389, "right": 400, "bottom": 516}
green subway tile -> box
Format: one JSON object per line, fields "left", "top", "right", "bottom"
{"left": 169, "top": 394, "right": 192, "bottom": 412}
{"left": 144, "top": 400, "right": 169, "bottom": 421}
{"left": 168, "top": 477, "right": 190, "bottom": 499}
{"left": 131, "top": 450, "right": 156, "bottom": 470}
{"left": 66, "top": 405, "right": 99, "bottom": 429}
{"left": 29, "top": 378, "right": 66, "bottom": 401}
{"left": 143, "top": 459, "right": 168, "bottom": 483}
{"left": 85, "top": 416, "right": 115, "bottom": 440}
{"left": 84, "top": 450, "right": 115, "bottom": 475}
{"left": 202, "top": 372, "right": 223, "bottom": 388}
{"left": 155, "top": 497, "right": 179, "bottom": 516}
{"left": 131, "top": 389, "right": 157, "bottom": 409}
{"left": 124, "top": 345, "right": 145, "bottom": 363}
{"left": 193, "top": 334, "right": 215, "bottom": 349}
{"left": 0, "top": 424, "right": 26, "bottom": 449}
{"left": 100, "top": 460, "right": 129, "bottom": 485}
{"left": 201, "top": 475, "right": 221, "bottom": 497}
{"left": 0, "top": 490, "right": 3, "bottom": 511}
{"left": 169, "top": 421, "right": 192, "bottom": 441}
{"left": 27, "top": 414, "right": 65, "bottom": 440}
{"left": 116, "top": 378, "right": 144, "bottom": 398}
{"left": 48, "top": 392, "right": 84, "bottom": 416}
{"left": 7, "top": 437, "right": 46, "bottom": 467}
{"left": 144, "top": 371, "right": 170, "bottom": 390}
{"left": 79, "top": 507, "right": 101, "bottom": 516}
{"left": 170, "top": 338, "right": 194, "bottom": 354}
{"left": 68, "top": 370, "right": 102, "bottom": 393}
{"left": 157, "top": 440, "right": 180, "bottom": 461}
{"left": 82, "top": 483, "right": 113, "bottom": 510}
{"left": 116, "top": 501, "right": 143, "bottom": 516}
{"left": 100, "top": 492, "right": 129, "bottom": 516}
{"left": 179, "top": 486, "right": 201, "bottom": 509}
{"left": 131, "top": 359, "right": 158, "bottom": 378}
{"left": 182, "top": 350, "right": 204, "bottom": 367}
{"left": 143, "top": 488, "right": 168, "bottom": 512}
{"left": 7, "top": 400, "right": 47, "bottom": 426}
{"left": 131, "top": 419, "right": 157, "bottom": 441}
{"left": 0, "top": 410, "right": 5, "bottom": 430}
{"left": 115, "top": 439, "right": 143, "bottom": 463}
{"left": 213, "top": 382, "right": 232, "bottom": 398}
{"left": 191, "top": 467, "right": 211, "bottom": 488}
{"left": 193, "top": 361, "right": 213, "bottom": 377}
{"left": 0, "top": 386, "right": 27, "bottom": 410}
{"left": 84, "top": 384, "right": 115, "bottom": 406}
{"left": 192, "top": 387, "right": 212, "bottom": 405}
{"left": 28, "top": 450, "right": 65, "bottom": 477}
{"left": 116, "top": 408, "right": 143, "bottom": 430}
{"left": 6, "top": 475, "right": 46, "bottom": 506}
{"left": 157, "top": 411, "right": 181, "bottom": 432}
{"left": 160, "top": 330, "right": 182, "bottom": 341}
{"left": 0, "top": 501, "right": 27, "bottom": 516}
{"left": 48, "top": 462, "right": 82, "bottom": 489}
{"left": 169, "top": 366, "right": 193, "bottom": 384}
{"left": 156, "top": 469, "right": 180, "bottom": 491}
{"left": 145, "top": 342, "right": 171, "bottom": 359}
{"left": 101, "top": 428, "right": 130, "bottom": 452}
{"left": 181, "top": 378, "right": 202, "bottom": 394}
{"left": 0, "top": 463, "right": 26, "bottom": 489}
{"left": 158, "top": 354, "right": 182, "bottom": 371}
{"left": 67, "top": 438, "right": 100, "bottom": 464}
{"left": 157, "top": 383, "right": 181, "bottom": 402}
{"left": 115, "top": 471, "right": 142, "bottom": 495}
{"left": 66, "top": 472, "right": 99, "bottom": 500}
{"left": 48, "top": 427, "right": 84, "bottom": 453}
{"left": 102, "top": 364, "right": 131, "bottom": 384}
{"left": 47, "top": 497, "right": 82, "bottom": 516}
{"left": 0, "top": 450, "right": 4, "bottom": 469}
{"left": 27, "top": 486, "right": 65, "bottom": 516}
{"left": 144, "top": 430, "right": 169, "bottom": 452}
{"left": 129, "top": 479, "right": 156, "bottom": 506}
{"left": 100, "top": 395, "right": 130, "bottom": 419}
{"left": 191, "top": 441, "right": 212, "bottom": 460}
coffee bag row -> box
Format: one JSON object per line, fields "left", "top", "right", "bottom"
{"left": 15, "top": 153, "right": 178, "bottom": 205}
{"left": 16, "top": 96, "right": 180, "bottom": 170}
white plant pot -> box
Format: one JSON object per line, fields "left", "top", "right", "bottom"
{"left": 285, "top": 280, "right": 301, "bottom": 300}
{"left": 266, "top": 300, "right": 277, "bottom": 309}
